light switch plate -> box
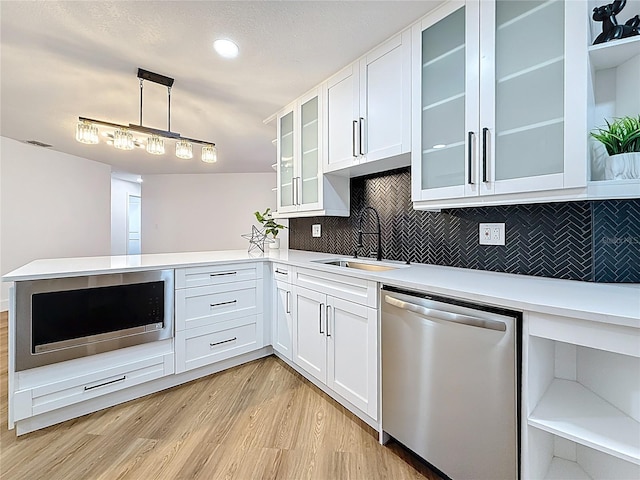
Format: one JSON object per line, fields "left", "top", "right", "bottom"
{"left": 479, "top": 223, "right": 505, "bottom": 245}
{"left": 312, "top": 224, "right": 321, "bottom": 237}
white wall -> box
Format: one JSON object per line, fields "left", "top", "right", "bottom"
{"left": 141, "top": 173, "right": 280, "bottom": 253}
{"left": 0, "top": 137, "right": 111, "bottom": 310}
{"left": 111, "top": 176, "right": 141, "bottom": 255}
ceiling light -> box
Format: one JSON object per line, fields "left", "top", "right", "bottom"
{"left": 176, "top": 140, "right": 193, "bottom": 159}
{"left": 76, "top": 68, "right": 217, "bottom": 162}
{"left": 146, "top": 135, "right": 165, "bottom": 155}
{"left": 201, "top": 144, "right": 217, "bottom": 163}
{"left": 76, "top": 120, "right": 99, "bottom": 144}
{"left": 114, "top": 129, "right": 134, "bottom": 150}
{"left": 213, "top": 39, "right": 239, "bottom": 58}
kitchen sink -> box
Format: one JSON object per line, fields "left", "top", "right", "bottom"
{"left": 314, "top": 259, "right": 403, "bottom": 272}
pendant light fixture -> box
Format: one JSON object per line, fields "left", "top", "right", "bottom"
{"left": 76, "top": 68, "right": 217, "bottom": 163}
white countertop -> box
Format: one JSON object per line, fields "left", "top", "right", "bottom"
{"left": 4, "top": 249, "right": 639, "bottom": 328}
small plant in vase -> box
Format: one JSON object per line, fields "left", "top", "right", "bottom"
{"left": 590, "top": 115, "right": 640, "bottom": 180}
{"left": 254, "top": 208, "right": 286, "bottom": 249}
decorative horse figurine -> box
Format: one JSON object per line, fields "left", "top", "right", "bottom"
{"left": 592, "top": 0, "right": 640, "bottom": 44}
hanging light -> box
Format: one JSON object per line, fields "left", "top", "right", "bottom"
{"left": 175, "top": 140, "right": 193, "bottom": 159}
{"left": 201, "top": 144, "right": 217, "bottom": 163}
{"left": 75, "top": 120, "right": 99, "bottom": 144}
{"left": 113, "top": 128, "right": 134, "bottom": 150}
{"left": 76, "top": 68, "right": 217, "bottom": 163}
{"left": 146, "top": 135, "right": 165, "bottom": 155}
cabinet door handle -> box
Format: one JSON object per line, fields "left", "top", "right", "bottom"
{"left": 210, "top": 272, "right": 236, "bottom": 277}
{"left": 319, "top": 303, "right": 325, "bottom": 334}
{"left": 286, "top": 290, "right": 291, "bottom": 314}
{"left": 297, "top": 177, "right": 301, "bottom": 205}
{"left": 482, "top": 127, "right": 489, "bottom": 183}
{"left": 210, "top": 300, "right": 237, "bottom": 308}
{"left": 352, "top": 120, "right": 358, "bottom": 157}
{"left": 468, "top": 131, "right": 475, "bottom": 185}
{"left": 326, "top": 305, "right": 331, "bottom": 337}
{"left": 84, "top": 375, "right": 126, "bottom": 391}
{"left": 210, "top": 337, "right": 237, "bottom": 348}
{"left": 275, "top": 269, "right": 288, "bottom": 276}
{"left": 359, "top": 118, "right": 365, "bottom": 156}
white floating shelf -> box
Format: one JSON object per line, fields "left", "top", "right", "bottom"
{"left": 529, "top": 379, "right": 640, "bottom": 465}
{"left": 587, "top": 179, "right": 640, "bottom": 200}
{"left": 589, "top": 36, "right": 640, "bottom": 70}
{"left": 545, "top": 457, "right": 591, "bottom": 480}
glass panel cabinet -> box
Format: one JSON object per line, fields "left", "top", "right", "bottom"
{"left": 412, "top": 0, "right": 588, "bottom": 209}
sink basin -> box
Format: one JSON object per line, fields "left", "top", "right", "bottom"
{"left": 315, "top": 259, "right": 401, "bottom": 272}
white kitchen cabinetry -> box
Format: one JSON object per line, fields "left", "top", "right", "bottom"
{"left": 174, "top": 263, "right": 264, "bottom": 373}
{"left": 276, "top": 88, "right": 349, "bottom": 218}
{"left": 412, "top": 0, "right": 589, "bottom": 210}
{"left": 272, "top": 263, "right": 294, "bottom": 360}
{"left": 324, "top": 30, "right": 412, "bottom": 177}
{"left": 291, "top": 268, "right": 378, "bottom": 420}
{"left": 523, "top": 312, "right": 640, "bottom": 479}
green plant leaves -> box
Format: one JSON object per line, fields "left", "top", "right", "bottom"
{"left": 590, "top": 116, "right": 640, "bottom": 155}
{"left": 254, "top": 208, "right": 286, "bottom": 238}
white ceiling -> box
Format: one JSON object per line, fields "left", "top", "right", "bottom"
{"left": 0, "top": 1, "right": 443, "bottom": 175}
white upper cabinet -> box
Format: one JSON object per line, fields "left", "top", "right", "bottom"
{"left": 276, "top": 88, "right": 349, "bottom": 218}
{"left": 412, "top": 0, "right": 589, "bottom": 210}
{"left": 325, "top": 31, "right": 412, "bottom": 176}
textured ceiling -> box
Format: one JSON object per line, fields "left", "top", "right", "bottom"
{"left": 0, "top": 1, "right": 443, "bottom": 175}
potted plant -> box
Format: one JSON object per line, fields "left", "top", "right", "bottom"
{"left": 590, "top": 115, "right": 640, "bottom": 180}
{"left": 254, "top": 208, "right": 286, "bottom": 249}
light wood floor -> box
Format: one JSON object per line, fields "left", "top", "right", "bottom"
{"left": 0, "top": 311, "right": 441, "bottom": 480}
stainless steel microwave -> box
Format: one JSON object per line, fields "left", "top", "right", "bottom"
{"left": 15, "top": 270, "right": 174, "bottom": 371}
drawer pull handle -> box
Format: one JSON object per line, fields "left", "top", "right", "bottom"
{"left": 275, "top": 269, "right": 288, "bottom": 275}
{"left": 210, "top": 337, "right": 237, "bottom": 348}
{"left": 84, "top": 375, "right": 126, "bottom": 391}
{"left": 210, "top": 300, "right": 237, "bottom": 308}
{"left": 210, "top": 272, "right": 237, "bottom": 277}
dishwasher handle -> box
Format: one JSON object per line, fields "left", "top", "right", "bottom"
{"left": 384, "top": 294, "right": 506, "bottom": 332}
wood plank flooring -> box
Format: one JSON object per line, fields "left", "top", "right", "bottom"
{"left": 0, "top": 311, "right": 441, "bottom": 480}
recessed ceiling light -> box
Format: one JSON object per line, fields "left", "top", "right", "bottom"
{"left": 213, "top": 39, "right": 239, "bottom": 59}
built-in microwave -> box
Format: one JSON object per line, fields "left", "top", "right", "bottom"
{"left": 15, "top": 270, "right": 174, "bottom": 371}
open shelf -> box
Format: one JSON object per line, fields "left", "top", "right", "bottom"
{"left": 545, "top": 457, "right": 591, "bottom": 480}
{"left": 587, "top": 179, "right": 640, "bottom": 199}
{"left": 529, "top": 379, "right": 640, "bottom": 465}
{"left": 589, "top": 36, "right": 640, "bottom": 70}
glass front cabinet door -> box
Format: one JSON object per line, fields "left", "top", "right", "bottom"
{"left": 276, "top": 89, "right": 323, "bottom": 214}
{"left": 412, "top": 0, "right": 587, "bottom": 209}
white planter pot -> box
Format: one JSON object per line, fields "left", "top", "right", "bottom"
{"left": 604, "top": 152, "right": 640, "bottom": 180}
{"left": 269, "top": 237, "right": 280, "bottom": 249}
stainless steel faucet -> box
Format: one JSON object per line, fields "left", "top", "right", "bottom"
{"left": 356, "top": 206, "right": 382, "bottom": 261}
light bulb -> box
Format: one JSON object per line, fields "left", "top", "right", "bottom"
{"left": 75, "top": 121, "right": 99, "bottom": 144}
{"left": 146, "top": 135, "right": 165, "bottom": 155}
{"left": 201, "top": 144, "right": 217, "bottom": 163}
{"left": 175, "top": 140, "right": 193, "bottom": 159}
{"left": 213, "top": 39, "right": 239, "bottom": 58}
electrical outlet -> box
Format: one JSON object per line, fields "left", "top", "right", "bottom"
{"left": 312, "top": 224, "right": 321, "bottom": 238}
{"left": 479, "top": 223, "right": 505, "bottom": 246}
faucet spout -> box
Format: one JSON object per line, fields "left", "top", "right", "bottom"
{"left": 357, "top": 206, "right": 382, "bottom": 261}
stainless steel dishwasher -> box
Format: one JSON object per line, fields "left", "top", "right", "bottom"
{"left": 381, "top": 286, "right": 520, "bottom": 480}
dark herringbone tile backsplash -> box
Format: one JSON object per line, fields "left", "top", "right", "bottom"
{"left": 289, "top": 167, "right": 640, "bottom": 283}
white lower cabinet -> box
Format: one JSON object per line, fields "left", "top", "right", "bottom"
{"left": 13, "top": 340, "right": 174, "bottom": 422}
{"left": 290, "top": 268, "right": 378, "bottom": 421}
{"left": 523, "top": 312, "right": 640, "bottom": 479}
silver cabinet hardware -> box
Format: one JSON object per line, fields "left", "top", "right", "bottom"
{"left": 84, "top": 375, "right": 126, "bottom": 391}
{"left": 210, "top": 300, "right": 237, "bottom": 308}
{"left": 326, "top": 305, "right": 331, "bottom": 337}
{"left": 359, "top": 117, "right": 365, "bottom": 156}
{"left": 319, "top": 303, "right": 325, "bottom": 334}
{"left": 210, "top": 272, "right": 237, "bottom": 277}
{"left": 275, "top": 269, "right": 288, "bottom": 275}
{"left": 352, "top": 120, "right": 358, "bottom": 157}
{"left": 210, "top": 337, "right": 237, "bottom": 347}
{"left": 482, "top": 127, "right": 489, "bottom": 183}
{"left": 286, "top": 291, "right": 291, "bottom": 314}
{"left": 468, "top": 131, "right": 475, "bottom": 185}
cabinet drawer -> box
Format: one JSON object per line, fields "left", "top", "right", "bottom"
{"left": 175, "top": 263, "right": 258, "bottom": 289}
{"left": 13, "top": 352, "right": 174, "bottom": 421}
{"left": 175, "top": 280, "right": 259, "bottom": 331}
{"left": 272, "top": 263, "right": 293, "bottom": 283}
{"left": 175, "top": 319, "right": 258, "bottom": 373}
{"left": 295, "top": 267, "right": 377, "bottom": 307}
